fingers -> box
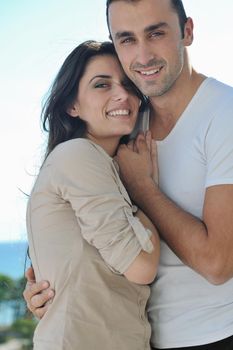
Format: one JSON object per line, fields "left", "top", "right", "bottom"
{"left": 145, "top": 130, "right": 152, "bottom": 152}
{"left": 23, "top": 283, "right": 54, "bottom": 319}
{"left": 127, "top": 139, "right": 139, "bottom": 153}
{"left": 135, "top": 133, "right": 148, "bottom": 154}
{"left": 151, "top": 139, "right": 159, "bottom": 184}
{"left": 24, "top": 280, "right": 50, "bottom": 299}
{"left": 25, "top": 266, "right": 36, "bottom": 282}
{"left": 127, "top": 139, "right": 134, "bottom": 150}
{"left": 30, "top": 288, "right": 54, "bottom": 309}
{"left": 117, "top": 142, "right": 135, "bottom": 157}
{"left": 32, "top": 303, "right": 50, "bottom": 320}
{"left": 23, "top": 279, "right": 54, "bottom": 317}
{"left": 116, "top": 144, "right": 127, "bottom": 159}
{"left": 151, "top": 139, "right": 157, "bottom": 160}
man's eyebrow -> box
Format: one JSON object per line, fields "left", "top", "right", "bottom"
{"left": 115, "top": 31, "right": 134, "bottom": 40}
{"left": 89, "top": 75, "right": 111, "bottom": 84}
{"left": 114, "top": 22, "right": 168, "bottom": 40}
{"left": 144, "top": 22, "right": 168, "bottom": 33}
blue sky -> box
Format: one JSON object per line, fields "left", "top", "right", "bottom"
{"left": 1, "top": 0, "right": 233, "bottom": 242}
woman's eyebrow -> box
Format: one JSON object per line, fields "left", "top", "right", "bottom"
{"left": 89, "top": 75, "right": 111, "bottom": 84}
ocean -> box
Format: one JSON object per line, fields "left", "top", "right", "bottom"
{"left": 0, "top": 241, "right": 29, "bottom": 279}
{"left": 0, "top": 241, "right": 30, "bottom": 325}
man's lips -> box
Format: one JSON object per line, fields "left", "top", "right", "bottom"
{"left": 134, "top": 66, "right": 163, "bottom": 79}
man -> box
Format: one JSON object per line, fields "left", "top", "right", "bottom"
{"left": 24, "top": 1, "right": 233, "bottom": 349}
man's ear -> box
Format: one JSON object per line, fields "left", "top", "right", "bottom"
{"left": 183, "top": 17, "right": 194, "bottom": 46}
{"left": 67, "top": 102, "right": 80, "bottom": 118}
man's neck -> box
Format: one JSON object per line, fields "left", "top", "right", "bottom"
{"left": 149, "top": 69, "right": 206, "bottom": 140}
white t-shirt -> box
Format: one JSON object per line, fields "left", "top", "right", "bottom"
{"left": 139, "top": 78, "right": 233, "bottom": 348}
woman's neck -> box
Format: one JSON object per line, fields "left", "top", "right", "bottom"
{"left": 86, "top": 133, "right": 120, "bottom": 157}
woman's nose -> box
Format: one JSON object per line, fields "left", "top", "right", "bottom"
{"left": 112, "top": 84, "right": 129, "bottom": 101}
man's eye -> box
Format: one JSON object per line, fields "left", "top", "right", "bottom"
{"left": 120, "top": 37, "right": 135, "bottom": 44}
{"left": 150, "top": 31, "right": 164, "bottom": 38}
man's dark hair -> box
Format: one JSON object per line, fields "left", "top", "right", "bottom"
{"left": 170, "top": 0, "right": 188, "bottom": 36}
{"left": 106, "top": 0, "right": 188, "bottom": 38}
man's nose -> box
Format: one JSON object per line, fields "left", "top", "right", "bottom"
{"left": 136, "top": 41, "right": 154, "bottom": 66}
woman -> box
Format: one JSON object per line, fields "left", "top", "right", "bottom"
{"left": 26, "top": 40, "right": 159, "bottom": 350}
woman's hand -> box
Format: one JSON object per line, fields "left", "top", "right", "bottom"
{"left": 116, "top": 131, "right": 158, "bottom": 204}
{"left": 23, "top": 266, "right": 54, "bottom": 319}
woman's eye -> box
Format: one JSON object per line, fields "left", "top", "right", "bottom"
{"left": 94, "top": 82, "right": 109, "bottom": 88}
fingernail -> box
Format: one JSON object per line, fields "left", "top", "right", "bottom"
{"left": 42, "top": 281, "right": 49, "bottom": 288}
{"left": 48, "top": 290, "right": 54, "bottom": 298}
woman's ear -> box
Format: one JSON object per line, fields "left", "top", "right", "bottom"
{"left": 67, "top": 102, "right": 80, "bottom": 118}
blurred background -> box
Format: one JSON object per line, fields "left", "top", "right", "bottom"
{"left": 1, "top": 1, "right": 233, "bottom": 348}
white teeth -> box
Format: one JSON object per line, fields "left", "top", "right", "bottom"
{"left": 140, "top": 68, "right": 160, "bottom": 75}
{"left": 107, "top": 109, "right": 130, "bottom": 116}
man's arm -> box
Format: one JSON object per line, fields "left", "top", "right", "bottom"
{"left": 116, "top": 134, "right": 233, "bottom": 285}
{"left": 23, "top": 267, "right": 54, "bottom": 319}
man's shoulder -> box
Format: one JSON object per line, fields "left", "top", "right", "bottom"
{"left": 207, "top": 77, "right": 233, "bottom": 98}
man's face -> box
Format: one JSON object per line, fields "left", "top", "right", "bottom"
{"left": 108, "top": 0, "right": 192, "bottom": 97}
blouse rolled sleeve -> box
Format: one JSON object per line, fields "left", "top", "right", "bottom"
{"left": 49, "top": 139, "right": 154, "bottom": 274}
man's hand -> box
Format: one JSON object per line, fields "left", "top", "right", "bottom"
{"left": 145, "top": 131, "right": 158, "bottom": 184}
{"left": 116, "top": 131, "right": 158, "bottom": 202}
{"left": 23, "top": 266, "right": 54, "bottom": 319}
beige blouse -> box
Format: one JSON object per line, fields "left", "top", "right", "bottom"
{"left": 27, "top": 138, "right": 154, "bottom": 350}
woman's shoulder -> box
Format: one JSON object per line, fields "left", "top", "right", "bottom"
{"left": 56, "top": 137, "right": 93, "bottom": 152}
{"left": 49, "top": 138, "right": 95, "bottom": 160}
{"left": 46, "top": 138, "right": 109, "bottom": 170}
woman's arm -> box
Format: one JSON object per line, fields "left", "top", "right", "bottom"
{"left": 23, "top": 211, "right": 159, "bottom": 319}
{"left": 124, "top": 208, "right": 160, "bottom": 284}
{"left": 23, "top": 139, "right": 160, "bottom": 316}
{"left": 51, "top": 140, "right": 160, "bottom": 284}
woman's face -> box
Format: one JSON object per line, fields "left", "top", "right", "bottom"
{"left": 70, "top": 55, "right": 140, "bottom": 145}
